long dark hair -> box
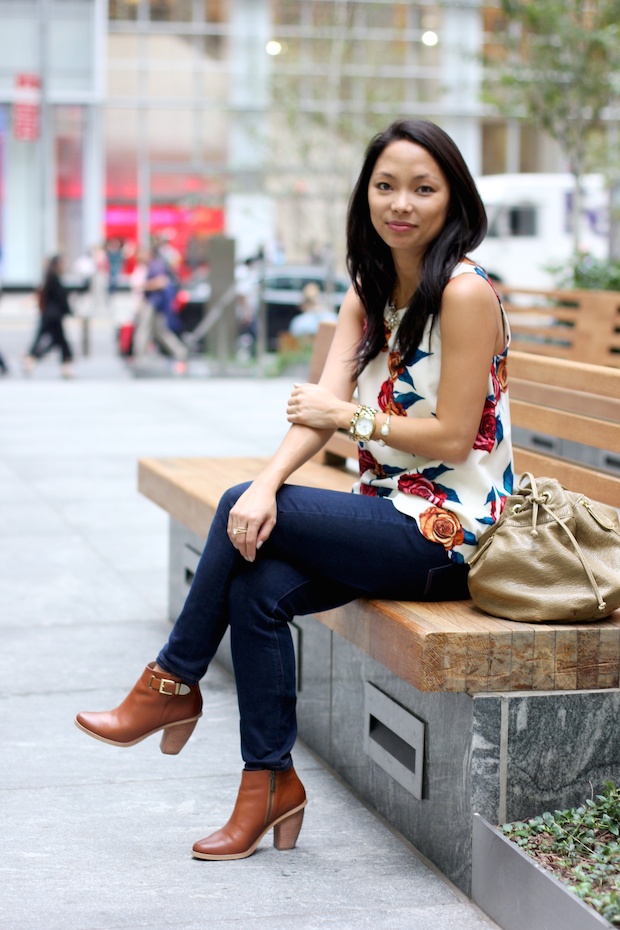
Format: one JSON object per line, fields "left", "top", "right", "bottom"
{"left": 346, "top": 119, "right": 487, "bottom": 375}
{"left": 41, "top": 254, "right": 63, "bottom": 299}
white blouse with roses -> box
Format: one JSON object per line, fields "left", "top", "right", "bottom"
{"left": 352, "top": 259, "right": 514, "bottom": 564}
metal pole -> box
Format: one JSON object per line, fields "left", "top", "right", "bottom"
{"left": 38, "top": 0, "right": 52, "bottom": 274}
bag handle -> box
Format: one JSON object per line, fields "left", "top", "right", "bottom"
{"left": 518, "top": 473, "right": 607, "bottom": 614}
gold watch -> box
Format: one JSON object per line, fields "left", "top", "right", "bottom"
{"left": 349, "top": 404, "right": 377, "bottom": 442}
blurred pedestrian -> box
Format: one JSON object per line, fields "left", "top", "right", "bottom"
{"left": 24, "top": 255, "right": 75, "bottom": 378}
{"left": 0, "top": 283, "right": 9, "bottom": 375}
{"left": 289, "top": 282, "right": 337, "bottom": 339}
{"left": 235, "top": 257, "right": 261, "bottom": 359}
{"left": 90, "top": 243, "right": 108, "bottom": 315}
{"left": 132, "top": 244, "right": 189, "bottom": 374}
{"left": 73, "top": 248, "right": 96, "bottom": 319}
{"left": 106, "top": 239, "right": 124, "bottom": 293}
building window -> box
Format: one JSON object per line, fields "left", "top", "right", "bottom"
{"left": 149, "top": 0, "right": 193, "bottom": 21}
{"left": 109, "top": 0, "right": 139, "bottom": 21}
{"left": 488, "top": 206, "right": 538, "bottom": 238}
{"left": 203, "top": 0, "right": 228, "bottom": 22}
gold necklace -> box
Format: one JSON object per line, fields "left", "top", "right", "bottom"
{"left": 385, "top": 286, "right": 400, "bottom": 331}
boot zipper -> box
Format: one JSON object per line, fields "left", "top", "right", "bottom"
{"left": 266, "top": 770, "right": 276, "bottom": 824}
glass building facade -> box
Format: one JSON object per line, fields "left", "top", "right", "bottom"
{"left": 0, "top": 0, "right": 561, "bottom": 287}
{"left": 0, "top": 0, "right": 106, "bottom": 286}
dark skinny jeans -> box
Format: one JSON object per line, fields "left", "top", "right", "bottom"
{"left": 157, "top": 482, "right": 468, "bottom": 771}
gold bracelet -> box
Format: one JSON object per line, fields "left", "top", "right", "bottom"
{"left": 348, "top": 404, "right": 377, "bottom": 442}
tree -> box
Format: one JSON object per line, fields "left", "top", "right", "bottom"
{"left": 265, "top": 0, "right": 409, "bottom": 272}
{"left": 486, "top": 0, "right": 620, "bottom": 256}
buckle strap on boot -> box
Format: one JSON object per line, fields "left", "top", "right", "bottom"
{"left": 147, "top": 673, "right": 192, "bottom": 696}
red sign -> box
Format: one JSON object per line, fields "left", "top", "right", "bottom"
{"left": 13, "top": 74, "right": 41, "bottom": 141}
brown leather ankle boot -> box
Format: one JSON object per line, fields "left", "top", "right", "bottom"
{"left": 74, "top": 662, "right": 202, "bottom": 754}
{"left": 192, "top": 767, "right": 307, "bottom": 860}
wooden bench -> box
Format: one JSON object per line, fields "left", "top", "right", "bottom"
{"left": 501, "top": 284, "right": 620, "bottom": 367}
{"left": 138, "top": 320, "right": 620, "bottom": 894}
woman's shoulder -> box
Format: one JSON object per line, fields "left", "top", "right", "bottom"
{"left": 445, "top": 259, "right": 501, "bottom": 304}
{"left": 449, "top": 258, "right": 491, "bottom": 283}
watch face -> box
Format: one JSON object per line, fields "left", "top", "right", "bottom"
{"left": 357, "top": 416, "right": 374, "bottom": 440}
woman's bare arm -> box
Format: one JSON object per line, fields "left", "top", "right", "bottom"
{"left": 227, "top": 287, "right": 364, "bottom": 561}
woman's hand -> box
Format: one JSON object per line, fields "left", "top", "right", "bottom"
{"left": 227, "top": 481, "right": 278, "bottom": 562}
{"left": 286, "top": 382, "right": 348, "bottom": 431}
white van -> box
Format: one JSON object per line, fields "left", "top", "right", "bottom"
{"left": 470, "top": 173, "right": 609, "bottom": 289}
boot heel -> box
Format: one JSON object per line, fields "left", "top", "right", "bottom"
{"left": 160, "top": 718, "right": 198, "bottom": 755}
{"left": 273, "top": 806, "right": 305, "bottom": 850}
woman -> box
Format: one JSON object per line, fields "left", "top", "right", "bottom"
{"left": 75, "top": 119, "right": 513, "bottom": 860}
{"left": 24, "top": 255, "right": 74, "bottom": 377}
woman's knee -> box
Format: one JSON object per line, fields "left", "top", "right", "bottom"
{"left": 217, "top": 481, "right": 252, "bottom": 517}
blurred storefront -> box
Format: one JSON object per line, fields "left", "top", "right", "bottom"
{"left": 0, "top": 0, "right": 561, "bottom": 288}
{"left": 0, "top": 0, "right": 106, "bottom": 287}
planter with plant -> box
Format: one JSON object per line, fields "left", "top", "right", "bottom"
{"left": 472, "top": 783, "right": 620, "bottom": 930}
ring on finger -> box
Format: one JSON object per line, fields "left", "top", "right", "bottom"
{"left": 232, "top": 526, "right": 248, "bottom": 536}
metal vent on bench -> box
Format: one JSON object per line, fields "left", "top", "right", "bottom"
{"left": 183, "top": 543, "right": 202, "bottom": 589}
{"left": 364, "top": 682, "right": 425, "bottom": 800}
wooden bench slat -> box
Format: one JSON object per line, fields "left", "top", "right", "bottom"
{"left": 511, "top": 399, "right": 620, "bottom": 453}
{"left": 510, "top": 350, "right": 620, "bottom": 396}
{"left": 512, "top": 448, "right": 620, "bottom": 506}
{"left": 510, "top": 378, "right": 620, "bottom": 421}
{"left": 503, "top": 287, "right": 620, "bottom": 367}
{"left": 318, "top": 591, "right": 620, "bottom": 693}
{"left": 138, "top": 455, "right": 356, "bottom": 539}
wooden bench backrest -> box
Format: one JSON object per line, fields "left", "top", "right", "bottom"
{"left": 310, "top": 321, "right": 620, "bottom": 507}
{"left": 501, "top": 286, "right": 620, "bottom": 367}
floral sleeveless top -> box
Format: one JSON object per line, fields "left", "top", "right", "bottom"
{"left": 353, "top": 260, "right": 514, "bottom": 564}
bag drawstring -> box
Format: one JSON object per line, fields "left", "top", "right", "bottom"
{"left": 521, "top": 473, "right": 607, "bottom": 613}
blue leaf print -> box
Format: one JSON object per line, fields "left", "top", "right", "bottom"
{"left": 421, "top": 464, "right": 453, "bottom": 481}
{"left": 398, "top": 367, "right": 416, "bottom": 389}
{"left": 437, "top": 484, "right": 461, "bottom": 504}
{"left": 503, "top": 464, "right": 514, "bottom": 494}
{"left": 382, "top": 463, "right": 407, "bottom": 477}
{"left": 450, "top": 551, "right": 465, "bottom": 564}
{"left": 484, "top": 488, "right": 496, "bottom": 505}
{"left": 462, "top": 529, "right": 477, "bottom": 545}
{"left": 476, "top": 516, "right": 496, "bottom": 525}
{"left": 496, "top": 416, "right": 504, "bottom": 445}
{"left": 402, "top": 347, "right": 433, "bottom": 369}
{"left": 410, "top": 347, "right": 432, "bottom": 365}
{"left": 394, "top": 390, "right": 423, "bottom": 409}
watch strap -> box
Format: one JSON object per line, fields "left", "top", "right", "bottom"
{"left": 349, "top": 404, "right": 377, "bottom": 442}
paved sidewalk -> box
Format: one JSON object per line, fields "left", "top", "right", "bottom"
{"left": 0, "top": 334, "right": 498, "bottom": 929}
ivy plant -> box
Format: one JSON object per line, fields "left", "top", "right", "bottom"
{"left": 502, "top": 781, "right": 620, "bottom": 925}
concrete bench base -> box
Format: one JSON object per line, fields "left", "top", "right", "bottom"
{"left": 168, "top": 517, "right": 620, "bottom": 895}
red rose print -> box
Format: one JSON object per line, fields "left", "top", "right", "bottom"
{"left": 491, "top": 368, "right": 501, "bottom": 403}
{"left": 360, "top": 483, "right": 377, "bottom": 497}
{"left": 398, "top": 474, "right": 447, "bottom": 506}
{"left": 378, "top": 379, "right": 394, "bottom": 412}
{"left": 358, "top": 448, "right": 378, "bottom": 476}
{"left": 473, "top": 399, "right": 496, "bottom": 452}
